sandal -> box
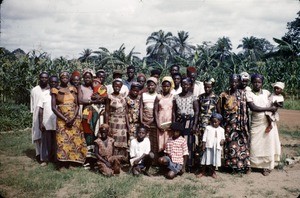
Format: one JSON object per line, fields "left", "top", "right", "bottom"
{"left": 262, "top": 169, "right": 271, "bottom": 176}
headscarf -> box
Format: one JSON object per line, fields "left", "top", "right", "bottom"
{"left": 271, "top": 82, "right": 285, "bottom": 90}
{"left": 112, "top": 78, "right": 123, "bottom": 84}
{"left": 186, "top": 66, "right": 197, "bottom": 73}
{"left": 211, "top": 113, "right": 223, "bottom": 122}
{"left": 137, "top": 73, "right": 146, "bottom": 79}
{"left": 99, "top": 123, "right": 110, "bottom": 130}
{"left": 181, "top": 77, "right": 192, "bottom": 84}
{"left": 147, "top": 77, "right": 158, "bottom": 85}
{"left": 161, "top": 76, "right": 175, "bottom": 90}
{"left": 240, "top": 71, "right": 250, "bottom": 81}
{"left": 229, "top": 74, "right": 240, "bottom": 82}
{"left": 204, "top": 77, "right": 215, "bottom": 85}
{"left": 59, "top": 71, "right": 69, "bottom": 78}
{"left": 131, "top": 82, "right": 142, "bottom": 90}
{"left": 82, "top": 68, "right": 95, "bottom": 77}
{"left": 251, "top": 73, "right": 264, "bottom": 83}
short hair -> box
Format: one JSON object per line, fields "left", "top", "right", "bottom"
{"left": 150, "top": 69, "right": 161, "bottom": 76}
{"left": 251, "top": 73, "right": 264, "bottom": 83}
{"left": 39, "top": 71, "right": 49, "bottom": 78}
{"left": 49, "top": 75, "right": 58, "bottom": 80}
{"left": 136, "top": 125, "right": 147, "bottom": 134}
{"left": 172, "top": 72, "right": 182, "bottom": 79}
{"left": 127, "top": 65, "right": 135, "bottom": 71}
{"left": 170, "top": 64, "right": 180, "bottom": 71}
{"left": 170, "top": 122, "right": 184, "bottom": 132}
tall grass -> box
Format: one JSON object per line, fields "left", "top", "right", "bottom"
{"left": 283, "top": 99, "right": 300, "bottom": 110}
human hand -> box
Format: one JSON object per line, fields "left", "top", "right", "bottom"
{"left": 105, "top": 162, "right": 112, "bottom": 168}
{"left": 39, "top": 124, "right": 46, "bottom": 132}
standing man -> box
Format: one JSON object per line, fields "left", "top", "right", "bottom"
{"left": 30, "top": 71, "right": 49, "bottom": 162}
{"left": 186, "top": 66, "right": 204, "bottom": 97}
{"left": 169, "top": 64, "right": 180, "bottom": 76}
{"left": 124, "top": 65, "right": 136, "bottom": 90}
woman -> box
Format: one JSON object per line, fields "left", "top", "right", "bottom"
{"left": 105, "top": 78, "right": 129, "bottom": 159}
{"left": 51, "top": 71, "right": 87, "bottom": 167}
{"left": 217, "top": 74, "right": 250, "bottom": 173}
{"left": 140, "top": 77, "right": 158, "bottom": 161}
{"left": 173, "top": 77, "right": 199, "bottom": 172}
{"left": 154, "top": 76, "right": 174, "bottom": 155}
{"left": 247, "top": 74, "right": 280, "bottom": 176}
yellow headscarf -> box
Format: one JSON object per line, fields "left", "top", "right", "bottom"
{"left": 162, "top": 76, "right": 175, "bottom": 90}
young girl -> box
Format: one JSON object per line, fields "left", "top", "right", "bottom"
{"left": 197, "top": 113, "right": 225, "bottom": 179}
{"left": 265, "top": 82, "right": 285, "bottom": 133}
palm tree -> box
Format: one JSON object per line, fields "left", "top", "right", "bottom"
{"left": 213, "top": 37, "right": 232, "bottom": 62}
{"left": 146, "top": 30, "right": 174, "bottom": 62}
{"left": 78, "top": 48, "right": 93, "bottom": 62}
{"left": 173, "top": 31, "right": 195, "bottom": 59}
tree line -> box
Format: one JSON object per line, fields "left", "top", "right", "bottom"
{"left": 0, "top": 12, "right": 299, "bottom": 105}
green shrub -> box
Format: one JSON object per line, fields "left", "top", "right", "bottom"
{"left": 0, "top": 103, "right": 31, "bottom": 131}
{"left": 284, "top": 99, "right": 300, "bottom": 110}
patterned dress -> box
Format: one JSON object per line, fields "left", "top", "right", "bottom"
{"left": 219, "top": 89, "right": 250, "bottom": 172}
{"left": 51, "top": 86, "right": 87, "bottom": 164}
{"left": 126, "top": 95, "right": 141, "bottom": 141}
{"left": 174, "top": 94, "right": 197, "bottom": 169}
{"left": 156, "top": 93, "right": 174, "bottom": 152}
{"left": 94, "top": 137, "right": 124, "bottom": 176}
{"left": 108, "top": 93, "right": 128, "bottom": 157}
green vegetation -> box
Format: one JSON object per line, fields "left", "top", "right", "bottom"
{"left": 283, "top": 99, "right": 300, "bottom": 110}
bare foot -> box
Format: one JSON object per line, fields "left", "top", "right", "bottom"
{"left": 211, "top": 172, "right": 217, "bottom": 179}
{"left": 196, "top": 173, "right": 205, "bottom": 178}
{"left": 265, "top": 125, "right": 272, "bottom": 133}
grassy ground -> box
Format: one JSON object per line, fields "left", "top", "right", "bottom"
{"left": 0, "top": 128, "right": 300, "bottom": 198}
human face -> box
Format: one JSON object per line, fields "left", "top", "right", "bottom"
{"left": 274, "top": 87, "right": 283, "bottom": 95}
{"left": 129, "top": 87, "right": 140, "bottom": 98}
{"left": 113, "top": 81, "right": 123, "bottom": 94}
{"left": 147, "top": 81, "right": 156, "bottom": 94}
{"left": 97, "top": 72, "right": 106, "bottom": 84}
{"left": 173, "top": 130, "right": 181, "bottom": 139}
{"left": 49, "top": 77, "right": 59, "bottom": 88}
{"left": 93, "top": 80, "right": 100, "bottom": 88}
{"left": 187, "top": 72, "right": 197, "bottom": 84}
{"left": 127, "top": 68, "right": 135, "bottom": 80}
{"left": 252, "top": 77, "right": 263, "bottom": 92}
{"left": 210, "top": 118, "right": 221, "bottom": 128}
{"left": 137, "top": 128, "right": 147, "bottom": 142}
{"left": 152, "top": 74, "right": 160, "bottom": 79}
{"left": 137, "top": 76, "right": 146, "bottom": 87}
{"left": 204, "top": 83, "right": 213, "bottom": 95}
{"left": 60, "top": 75, "right": 69, "bottom": 86}
{"left": 83, "top": 73, "right": 93, "bottom": 86}
{"left": 162, "top": 81, "right": 171, "bottom": 95}
{"left": 71, "top": 76, "right": 80, "bottom": 87}
{"left": 240, "top": 79, "right": 249, "bottom": 89}
{"left": 173, "top": 74, "right": 181, "bottom": 87}
{"left": 39, "top": 73, "right": 49, "bottom": 87}
{"left": 230, "top": 78, "right": 239, "bottom": 91}
{"left": 170, "top": 66, "right": 179, "bottom": 75}
{"left": 181, "top": 80, "right": 191, "bottom": 93}
{"left": 99, "top": 127, "right": 109, "bottom": 139}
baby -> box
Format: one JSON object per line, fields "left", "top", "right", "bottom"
{"left": 265, "top": 82, "right": 284, "bottom": 133}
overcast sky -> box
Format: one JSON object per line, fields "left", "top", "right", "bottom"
{"left": 1, "top": 0, "right": 299, "bottom": 59}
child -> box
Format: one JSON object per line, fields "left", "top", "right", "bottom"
{"left": 158, "top": 122, "right": 188, "bottom": 180}
{"left": 94, "top": 124, "right": 125, "bottom": 176}
{"left": 197, "top": 113, "right": 225, "bottom": 179}
{"left": 265, "top": 82, "right": 285, "bottom": 133}
{"left": 129, "top": 126, "right": 154, "bottom": 176}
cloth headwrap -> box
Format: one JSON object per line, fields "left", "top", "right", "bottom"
{"left": 100, "top": 124, "right": 109, "bottom": 130}
{"left": 162, "top": 76, "right": 175, "bottom": 90}
{"left": 83, "top": 68, "right": 95, "bottom": 77}
{"left": 240, "top": 71, "right": 250, "bottom": 81}
{"left": 187, "top": 66, "right": 197, "bottom": 73}
{"left": 211, "top": 113, "right": 223, "bottom": 122}
{"left": 137, "top": 73, "right": 146, "bottom": 79}
{"left": 60, "top": 71, "right": 69, "bottom": 77}
{"left": 131, "top": 82, "right": 142, "bottom": 90}
{"left": 71, "top": 71, "right": 81, "bottom": 78}
{"left": 251, "top": 73, "right": 264, "bottom": 83}
{"left": 204, "top": 77, "right": 215, "bottom": 85}
{"left": 96, "top": 69, "right": 105, "bottom": 74}
{"left": 147, "top": 77, "right": 158, "bottom": 85}
{"left": 113, "top": 78, "right": 123, "bottom": 84}
{"left": 113, "top": 70, "right": 123, "bottom": 75}
{"left": 170, "top": 122, "right": 184, "bottom": 132}
{"left": 271, "top": 82, "right": 285, "bottom": 90}
{"left": 181, "top": 77, "right": 192, "bottom": 84}
{"left": 229, "top": 74, "right": 240, "bottom": 82}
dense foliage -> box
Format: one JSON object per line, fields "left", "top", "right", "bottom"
{"left": 0, "top": 12, "right": 299, "bottom": 105}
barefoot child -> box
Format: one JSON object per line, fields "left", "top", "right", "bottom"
{"left": 129, "top": 126, "right": 154, "bottom": 176}
{"left": 158, "top": 122, "right": 188, "bottom": 180}
{"left": 94, "top": 124, "right": 125, "bottom": 176}
{"left": 265, "top": 82, "right": 284, "bottom": 133}
{"left": 197, "top": 113, "right": 225, "bottom": 179}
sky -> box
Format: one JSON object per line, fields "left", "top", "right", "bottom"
{"left": 1, "top": 0, "right": 299, "bottom": 59}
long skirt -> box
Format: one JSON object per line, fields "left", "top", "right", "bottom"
{"left": 56, "top": 104, "right": 87, "bottom": 164}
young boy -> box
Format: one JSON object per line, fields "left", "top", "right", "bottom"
{"left": 158, "top": 122, "right": 188, "bottom": 179}
{"left": 129, "top": 126, "right": 154, "bottom": 176}
{"left": 94, "top": 124, "right": 125, "bottom": 176}
{"left": 265, "top": 82, "right": 285, "bottom": 133}
{"left": 38, "top": 75, "right": 58, "bottom": 166}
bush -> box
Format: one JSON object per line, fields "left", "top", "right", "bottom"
{"left": 0, "top": 103, "right": 32, "bottom": 131}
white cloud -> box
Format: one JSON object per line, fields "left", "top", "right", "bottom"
{"left": 1, "top": 0, "right": 299, "bottom": 58}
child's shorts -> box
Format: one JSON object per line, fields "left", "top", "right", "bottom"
{"left": 163, "top": 156, "right": 182, "bottom": 174}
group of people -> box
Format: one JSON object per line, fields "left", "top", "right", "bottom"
{"left": 30, "top": 64, "right": 283, "bottom": 179}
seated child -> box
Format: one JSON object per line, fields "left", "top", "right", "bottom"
{"left": 158, "top": 122, "right": 188, "bottom": 180}
{"left": 265, "top": 82, "right": 285, "bottom": 133}
{"left": 197, "top": 113, "right": 225, "bottom": 179}
{"left": 94, "top": 124, "right": 125, "bottom": 176}
{"left": 129, "top": 125, "right": 154, "bottom": 176}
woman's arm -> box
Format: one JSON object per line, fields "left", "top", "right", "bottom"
{"left": 172, "top": 99, "right": 177, "bottom": 123}
{"left": 153, "top": 97, "right": 162, "bottom": 130}
{"left": 51, "top": 93, "right": 68, "bottom": 122}
{"left": 247, "top": 102, "right": 277, "bottom": 113}
{"left": 104, "top": 98, "right": 110, "bottom": 124}
{"left": 192, "top": 99, "right": 199, "bottom": 132}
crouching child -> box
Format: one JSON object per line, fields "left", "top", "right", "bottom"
{"left": 129, "top": 126, "right": 154, "bottom": 176}
{"left": 94, "top": 124, "right": 125, "bottom": 176}
{"left": 158, "top": 122, "right": 188, "bottom": 179}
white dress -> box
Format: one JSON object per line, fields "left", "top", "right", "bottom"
{"left": 201, "top": 125, "right": 225, "bottom": 167}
